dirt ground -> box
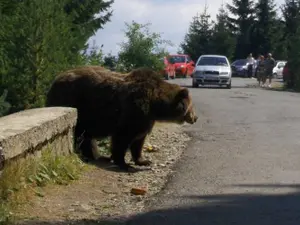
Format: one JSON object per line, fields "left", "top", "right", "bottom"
{"left": 15, "top": 122, "right": 191, "bottom": 224}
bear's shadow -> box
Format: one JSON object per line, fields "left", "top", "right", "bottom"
{"left": 83, "top": 156, "right": 152, "bottom": 174}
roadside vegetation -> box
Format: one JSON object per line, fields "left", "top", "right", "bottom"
{"left": 0, "top": 148, "right": 87, "bottom": 224}
{"left": 0, "top": 0, "right": 171, "bottom": 117}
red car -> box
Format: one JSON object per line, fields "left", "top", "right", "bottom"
{"left": 161, "top": 56, "right": 176, "bottom": 80}
{"left": 283, "top": 62, "right": 289, "bottom": 83}
{"left": 166, "top": 54, "right": 195, "bottom": 78}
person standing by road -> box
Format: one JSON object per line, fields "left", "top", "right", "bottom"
{"left": 254, "top": 55, "right": 260, "bottom": 78}
{"left": 246, "top": 53, "right": 255, "bottom": 78}
{"left": 256, "top": 55, "right": 265, "bottom": 86}
{"left": 264, "top": 53, "right": 276, "bottom": 88}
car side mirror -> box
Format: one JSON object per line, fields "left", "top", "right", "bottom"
{"left": 191, "top": 63, "right": 195, "bottom": 66}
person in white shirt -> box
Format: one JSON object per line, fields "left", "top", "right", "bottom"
{"left": 246, "top": 53, "right": 255, "bottom": 78}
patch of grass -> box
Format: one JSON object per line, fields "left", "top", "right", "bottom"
{"left": 269, "top": 82, "right": 285, "bottom": 90}
{"left": 97, "top": 138, "right": 111, "bottom": 156}
{"left": 0, "top": 147, "right": 86, "bottom": 224}
{"left": 267, "top": 82, "right": 298, "bottom": 92}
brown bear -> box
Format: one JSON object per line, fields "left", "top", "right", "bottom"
{"left": 46, "top": 66, "right": 198, "bottom": 171}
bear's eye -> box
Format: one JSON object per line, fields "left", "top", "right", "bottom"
{"left": 176, "top": 100, "right": 187, "bottom": 114}
{"left": 177, "top": 88, "right": 189, "bottom": 99}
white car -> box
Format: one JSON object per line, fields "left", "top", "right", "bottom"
{"left": 192, "top": 55, "right": 232, "bottom": 89}
{"left": 273, "top": 61, "right": 287, "bottom": 79}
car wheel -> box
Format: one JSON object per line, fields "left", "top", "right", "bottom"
{"left": 226, "top": 81, "right": 232, "bottom": 89}
{"left": 192, "top": 80, "right": 198, "bottom": 88}
{"left": 273, "top": 73, "right": 277, "bottom": 79}
{"left": 183, "top": 70, "right": 188, "bottom": 78}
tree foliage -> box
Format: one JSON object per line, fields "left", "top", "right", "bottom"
{"left": 181, "top": 0, "right": 289, "bottom": 62}
{"left": 180, "top": 5, "right": 213, "bottom": 61}
{"left": 0, "top": 89, "right": 11, "bottom": 117}
{"left": 0, "top": 0, "right": 113, "bottom": 113}
{"left": 64, "top": 0, "right": 114, "bottom": 53}
{"left": 250, "top": 0, "right": 278, "bottom": 57}
{"left": 118, "top": 21, "right": 172, "bottom": 72}
{"left": 226, "top": 0, "right": 256, "bottom": 58}
{"left": 103, "top": 53, "right": 118, "bottom": 71}
{"left": 282, "top": 0, "right": 300, "bottom": 89}
{"left": 210, "top": 5, "right": 236, "bottom": 61}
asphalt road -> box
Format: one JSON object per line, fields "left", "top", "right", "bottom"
{"left": 123, "top": 77, "right": 300, "bottom": 225}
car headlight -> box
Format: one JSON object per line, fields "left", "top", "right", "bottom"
{"left": 180, "top": 65, "right": 185, "bottom": 68}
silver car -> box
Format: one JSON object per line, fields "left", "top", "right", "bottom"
{"left": 272, "top": 60, "right": 287, "bottom": 79}
{"left": 192, "top": 55, "right": 232, "bottom": 89}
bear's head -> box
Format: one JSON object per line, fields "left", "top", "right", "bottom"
{"left": 169, "top": 87, "right": 198, "bottom": 124}
{"left": 150, "top": 83, "right": 198, "bottom": 125}
{"left": 125, "top": 67, "right": 198, "bottom": 125}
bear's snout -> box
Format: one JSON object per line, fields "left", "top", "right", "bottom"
{"left": 184, "top": 112, "right": 198, "bottom": 124}
{"left": 193, "top": 115, "right": 198, "bottom": 123}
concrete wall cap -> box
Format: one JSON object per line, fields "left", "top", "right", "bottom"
{"left": 0, "top": 107, "right": 77, "bottom": 160}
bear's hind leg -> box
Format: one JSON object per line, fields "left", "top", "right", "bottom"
{"left": 130, "top": 136, "right": 152, "bottom": 166}
{"left": 75, "top": 125, "right": 96, "bottom": 160}
{"left": 79, "top": 138, "right": 97, "bottom": 160}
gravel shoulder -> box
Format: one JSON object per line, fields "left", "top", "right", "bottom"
{"left": 16, "top": 122, "right": 191, "bottom": 225}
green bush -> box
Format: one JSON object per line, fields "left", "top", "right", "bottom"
{"left": 0, "top": 89, "right": 11, "bottom": 117}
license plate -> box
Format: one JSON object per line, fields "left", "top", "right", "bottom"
{"left": 206, "top": 77, "right": 218, "bottom": 80}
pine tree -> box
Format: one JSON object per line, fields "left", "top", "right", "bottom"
{"left": 180, "top": 5, "right": 213, "bottom": 61}
{"left": 271, "top": 19, "right": 288, "bottom": 60}
{"left": 64, "top": 0, "right": 114, "bottom": 54}
{"left": 251, "top": 0, "right": 278, "bottom": 57}
{"left": 226, "top": 0, "right": 256, "bottom": 58}
{"left": 282, "top": 0, "right": 300, "bottom": 52}
{"left": 281, "top": 0, "right": 300, "bottom": 88}
{"left": 0, "top": 0, "right": 114, "bottom": 112}
{"left": 210, "top": 5, "right": 235, "bottom": 60}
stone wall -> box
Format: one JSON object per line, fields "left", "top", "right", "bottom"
{"left": 0, "top": 107, "right": 77, "bottom": 172}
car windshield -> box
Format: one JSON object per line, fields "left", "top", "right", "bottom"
{"left": 197, "top": 57, "right": 228, "bottom": 66}
{"left": 233, "top": 59, "right": 247, "bottom": 66}
{"left": 168, "top": 56, "right": 186, "bottom": 63}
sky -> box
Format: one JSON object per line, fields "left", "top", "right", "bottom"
{"left": 89, "top": 0, "right": 285, "bottom": 56}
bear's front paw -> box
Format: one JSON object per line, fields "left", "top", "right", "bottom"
{"left": 135, "top": 159, "right": 152, "bottom": 166}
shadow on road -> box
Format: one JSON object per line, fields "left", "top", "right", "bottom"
{"left": 20, "top": 183, "right": 300, "bottom": 225}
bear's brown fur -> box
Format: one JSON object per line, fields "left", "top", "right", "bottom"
{"left": 46, "top": 66, "right": 197, "bottom": 171}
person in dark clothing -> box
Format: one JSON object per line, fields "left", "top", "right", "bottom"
{"left": 264, "top": 53, "right": 276, "bottom": 88}
{"left": 256, "top": 55, "right": 265, "bottom": 86}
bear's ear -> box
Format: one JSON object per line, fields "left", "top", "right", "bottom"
{"left": 176, "top": 88, "right": 189, "bottom": 100}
